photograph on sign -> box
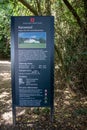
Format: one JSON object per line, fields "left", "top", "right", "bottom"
{"left": 18, "top": 32, "right": 46, "bottom": 48}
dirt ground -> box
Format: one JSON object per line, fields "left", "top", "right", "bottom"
{"left": 0, "top": 60, "right": 87, "bottom": 130}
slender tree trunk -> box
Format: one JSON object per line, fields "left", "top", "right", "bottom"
{"left": 62, "top": 0, "right": 83, "bottom": 28}
{"left": 35, "top": 0, "right": 42, "bottom": 15}
{"left": 45, "top": 0, "right": 51, "bottom": 15}
{"left": 83, "top": 0, "right": 87, "bottom": 46}
{"left": 18, "top": 0, "right": 39, "bottom": 15}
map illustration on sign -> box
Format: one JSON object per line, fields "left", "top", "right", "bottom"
{"left": 18, "top": 32, "right": 46, "bottom": 48}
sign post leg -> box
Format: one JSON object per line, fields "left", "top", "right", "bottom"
{"left": 12, "top": 106, "right": 16, "bottom": 126}
{"left": 50, "top": 107, "right": 54, "bottom": 122}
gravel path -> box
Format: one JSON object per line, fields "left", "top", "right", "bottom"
{"left": 0, "top": 61, "right": 12, "bottom": 126}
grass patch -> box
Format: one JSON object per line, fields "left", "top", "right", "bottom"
{"left": 18, "top": 43, "right": 46, "bottom": 48}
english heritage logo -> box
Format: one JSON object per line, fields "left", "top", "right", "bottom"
{"left": 30, "top": 18, "right": 35, "bottom": 23}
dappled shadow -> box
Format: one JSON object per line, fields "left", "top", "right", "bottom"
{"left": 0, "top": 61, "right": 11, "bottom": 73}
{"left": 0, "top": 61, "right": 12, "bottom": 125}
{"left": 0, "top": 61, "right": 87, "bottom": 130}
{"left": 0, "top": 120, "right": 62, "bottom": 130}
{"left": 0, "top": 61, "right": 11, "bottom": 82}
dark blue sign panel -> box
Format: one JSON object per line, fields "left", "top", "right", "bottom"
{"left": 11, "top": 16, "right": 54, "bottom": 107}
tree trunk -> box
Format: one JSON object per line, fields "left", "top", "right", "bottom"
{"left": 83, "top": 0, "right": 87, "bottom": 46}
{"left": 45, "top": 0, "right": 51, "bottom": 15}
{"left": 18, "top": 0, "right": 39, "bottom": 15}
{"left": 62, "top": 0, "right": 83, "bottom": 28}
{"left": 35, "top": 0, "right": 42, "bottom": 15}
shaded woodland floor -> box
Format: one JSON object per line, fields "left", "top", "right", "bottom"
{"left": 0, "top": 61, "right": 87, "bottom": 130}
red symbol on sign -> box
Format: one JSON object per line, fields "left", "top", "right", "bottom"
{"left": 30, "top": 18, "right": 35, "bottom": 23}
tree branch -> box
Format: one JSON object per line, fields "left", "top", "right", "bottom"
{"left": 83, "top": 0, "right": 87, "bottom": 18}
{"left": 62, "top": 0, "right": 83, "bottom": 28}
{"left": 18, "top": 0, "right": 39, "bottom": 15}
{"left": 45, "top": 0, "right": 51, "bottom": 15}
{"left": 36, "top": 0, "right": 42, "bottom": 15}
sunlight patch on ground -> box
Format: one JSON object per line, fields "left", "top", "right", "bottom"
{"left": 63, "top": 88, "right": 73, "bottom": 106}
{"left": 0, "top": 73, "right": 11, "bottom": 81}
{"left": 84, "top": 101, "right": 87, "bottom": 105}
{"left": 0, "top": 60, "right": 11, "bottom": 81}
{"left": 6, "top": 99, "right": 12, "bottom": 104}
{"left": 2, "top": 111, "right": 12, "bottom": 124}
{"left": 55, "top": 65, "right": 59, "bottom": 69}
{"left": 64, "top": 88, "right": 73, "bottom": 99}
{"left": 64, "top": 101, "right": 70, "bottom": 105}
{"left": 17, "top": 109, "right": 25, "bottom": 116}
{"left": 0, "top": 61, "right": 11, "bottom": 64}
{"left": 0, "top": 91, "right": 9, "bottom": 99}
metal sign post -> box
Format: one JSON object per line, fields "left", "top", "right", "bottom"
{"left": 12, "top": 106, "right": 16, "bottom": 126}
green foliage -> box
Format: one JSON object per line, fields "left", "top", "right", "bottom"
{"left": 74, "top": 108, "right": 87, "bottom": 116}
{"left": 39, "top": 38, "right": 46, "bottom": 43}
{"left": 33, "top": 108, "right": 50, "bottom": 115}
{"left": 0, "top": 0, "right": 32, "bottom": 58}
{"left": 54, "top": 0, "right": 87, "bottom": 93}
{"left": 0, "top": 0, "right": 87, "bottom": 93}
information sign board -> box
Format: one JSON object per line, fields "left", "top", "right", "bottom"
{"left": 11, "top": 16, "right": 54, "bottom": 108}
